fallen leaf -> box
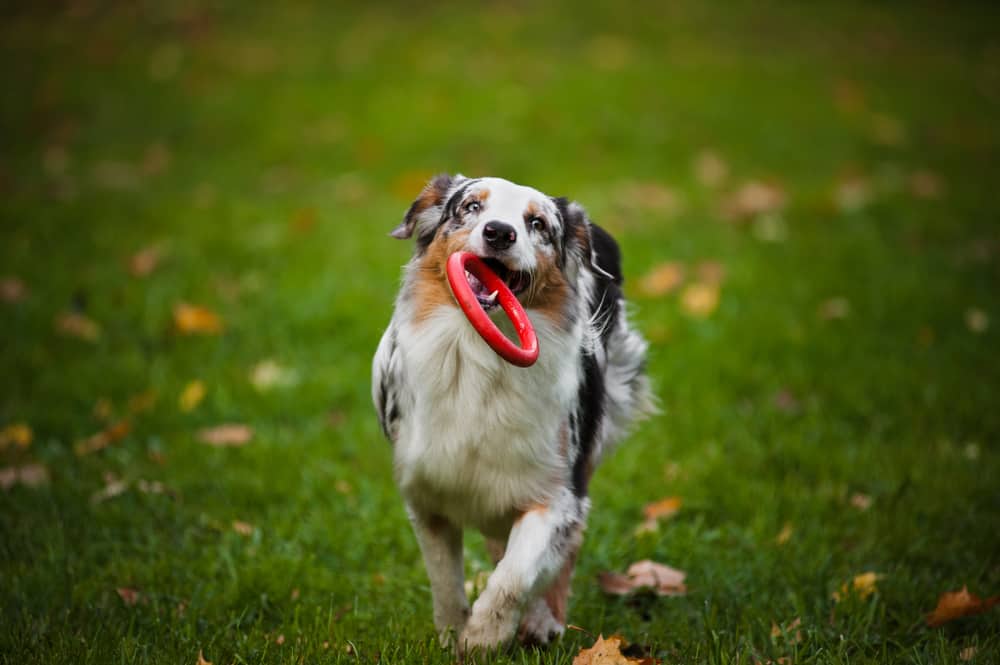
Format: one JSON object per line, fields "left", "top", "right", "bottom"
{"left": 0, "top": 277, "right": 26, "bottom": 303}
{"left": 722, "top": 181, "right": 786, "bottom": 220}
{"left": 680, "top": 283, "right": 719, "bottom": 318}
{"left": 960, "top": 646, "right": 977, "bottom": 661}
{"left": 849, "top": 493, "right": 872, "bottom": 511}
{"left": 638, "top": 262, "right": 684, "bottom": 297}
{"left": 232, "top": 520, "right": 254, "bottom": 536}
{"left": 250, "top": 359, "right": 299, "bottom": 391}
{"left": 694, "top": 150, "right": 728, "bottom": 188}
{"left": 0, "top": 423, "right": 33, "bottom": 450}
{"left": 173, "top": 303, "right": 224, "bottom": 335}
{"left": 599, "top": 560, "right": 686, "bottom": 597}
{"left": 198, "top": 424, "right": 253, "bottom": 447}
{"left": 75, "top": 420, "right": 131, "bottom": 456}
{"left": 695, "top": 261, "right": 726, "bottom": 286}
{"left": 91, "top": 472, "right": 129, "bottom": 503}
{"left": 572, "top": 634, "right": 658, "bottom": 665}
{"left": 290, "top": 588, "right": 300, "bottom": 601}
{"left": 819, "top": 297, "right": 851, "bottom": 321}
{"left": 770, "top": 617, "right": 803, "bottom": 644}
{"left": 275, "top": 634, "right": 285, "bottom": 645}
{"left": 775, "top": 522, "right": 793, "bottom": 545}
{"left": 926, "top": 586, "right": 999, "bottom": 627}
{"left": 0, "top": 464, "right": 49, "bottom": 490}
{"left": 909, "top": 170, "right": 944, "bottom": 199}
{"left": 55, "top": 311, "right": 101, "bottom": 341}
{"left": 965, "top": 308, "right": 989, "bottom": 333}
{"left": 834, "top": 175, "right": 873, "bottom": 213}
{"left": 618, "top": 182, "right": 682, "bottom": 216}
{"left": 833, "top": 572, "right": 880, "bottom": 602}
{"left": 179, "top": 380, "right": 206, "bottom": 412}
{"left": 117, "top": 587, "right": 140, "bottom": 606}
{"left": 128, "top": 245, "right": 164, "bottom": 277}
{"left": 643, "top": 497, "right": 681, "bottom": 521}
{"left": 197, "top": 650, "right": 212, "bottom": 665}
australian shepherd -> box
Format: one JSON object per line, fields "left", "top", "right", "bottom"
{"left": 372, "top": 175, "right": 653, "bottom": 654}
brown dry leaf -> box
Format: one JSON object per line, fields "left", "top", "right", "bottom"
{"left": 849, "top": 493, "right": 873, "bottom": 511}
{"left": 722, "top": 181, "right": 786, "bottom": 220}
{"left": 926, "top": 586, "right": 1000, "bottom": 627}
{"left": 173, "top": 303, "right": 224, "bottom": 335}
{"left": 275, "top": 634, "right": 285, "bottom": 645}
{"left": 129, "top": 245, "right": 164, "bottom": 277}
{"left": 695, "top": 261, "right": 726, "bottom": 286}
{"left": 694, "top": 150, "right": 729, "bottom": 188}
{"left": 198, "top": 424, "right": 253, "bottom": 447}
{"left": 680, "top": 283, "right": 720, "bottom": 318}
{"left": 572, "top": 634, "right": 658, "bottom": 665}
{"left": 1, "top": 277, "right": 27, "bottom": 303}
{"left": 0, "top": 423, "right": 33, "bottom": 450}
{"left": 770, "top": 617, "right": 803, "bottom": 644}
{"left": 638, "top": 262, "right": 684, "bottom": 297}
{"left": 833, "top": 572, "right": 880, "bottom": 602}
{"left": 117, "top": 587, "right": 140, "bottom": 606}
{"left": 179, "top": 380, "right": 206, "bottom": 412}
{"left": 643, "top": 497, "right": 681, "bottom": 521}
{"left": 775, "top": 522, "right": 794, "bottom": 546}
{"left": 75, "top": 420, "right": 131, "bottom": 456}
{"left": 599, "top": 560, "right": 686, "bottom": 597}
{"left": 232, "top": 520, "right": 254, "bottom": 536}
{"left": 965, "top": 308, "right": 989, "bottom": 334}
{"left": 56, "top": 311, "right": 101, "bottom": 341}
{"left": 960, "top": 646, "right": 977, "bottom": 661}
{"left": 0, "top": 464, "right": 50, "bottom": 490}
{"left": 250, "top": 359, "right": 299, "bottom": 391}
{"left": 196, "top": 650, "right": 212, "bottom": 665}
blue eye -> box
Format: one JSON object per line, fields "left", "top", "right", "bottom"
{"left": 465, "top": 201, "right": 481, "bottom": 214}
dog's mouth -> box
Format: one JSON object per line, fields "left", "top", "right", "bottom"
{"left": 465, "top": 257, "right": 531, "bottom": 311}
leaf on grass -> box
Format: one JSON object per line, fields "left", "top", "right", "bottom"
{"left": 91, "top": 472, "right": 129, "bottom": 504}
{"left": 618, "top": 182, "right": 682, "bottom": 216}
{"left": 75, "top": 420, "right": 131, "bottom": 456}
{"left": 196, "top": 650, "right": 212, "bottom": 665}
{"left": 0, "top": 464, "right": 49, "bottom": 490}
{"left": 55, "top": 311, "right": 101, "bottom": 341}
{"left": 960, "top": 646, "right": 977, "bottom": 661}
{"left": 179, "top": 380, "right": 206, "bottom": 412}
{"left": 0, "top": 277, "right": 27, "bottom": 303}
{"left": 965, "top": 308, "right": 989, "bottom": 334}
{"left": 173, "top": 303, "right": 223, "bottom": 335}
{"left": 926, "top": 586, "right": 999, "bottom": 627}
{"left": 129, "top": 245, "right": 165, "bottom": 277}
{"left": 599, "top": 560, "right": 686, "bottom": 597}
{"left": 572, "top": 634, "right": 659, "bottom": 665}
{"left": 638, "top": 262, "right": 684, "bottom": 297}
{"left": 680, "top": 283, "right": 719, "bottom": 318}
{"left": 0, "top": 423, "right": 33, "bottom": 451}
{"left": 775, "top": 522, "right": 793, "bottom": 546}
{"left": 250, "top": 359, "right": 299, "bottom": 391}
{"left": 770, "top": 617, "right": 803, "bottom": 644}
{"left": 198, "top": 424, "right": 253, "bottom": 447}
{"left": 722, "top": 181, "right": 786, "bottom": 221}
{"left": 232, "top": 520, "right": 254, "bottom": 536}
{"left": 694, "top": 150, "right": 728, "bottom": 188}
{"left": 637, "top": 496, "right": 681, "bottom": 533}
{"left": 849, "top": 493, "right": 872, "bottom": 511}
{"left": 116, "top": 587, "right": 140, "bottom": 606}
{"left": 833, "top": 572, "right": 880, "bottom": 602}
{"left": 695, "top": 261, "right": 726, "bottom": 286}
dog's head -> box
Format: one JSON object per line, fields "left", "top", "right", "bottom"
{"left": 392, "top": 175, "right": 598, "bottom": 326}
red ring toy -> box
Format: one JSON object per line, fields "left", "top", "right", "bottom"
{"left": 446, "top": 251, "right": 539, "bottom": 367}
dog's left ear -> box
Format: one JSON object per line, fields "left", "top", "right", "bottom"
{"left": 553, "top": 197, "right": 617, "bottom": 282}
{"left": 390, "top": 173, "right": 461, "bottom": 242}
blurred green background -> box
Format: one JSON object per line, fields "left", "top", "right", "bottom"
{"left": 1, "top": 2, "right": 998, "bottom": 663}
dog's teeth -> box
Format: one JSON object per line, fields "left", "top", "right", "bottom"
{"left": 487, "top": 290, "right": 498, "bottom": 303}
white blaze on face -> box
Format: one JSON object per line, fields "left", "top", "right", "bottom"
{"left": 464, "top": 177, "right": 559, "bottom": 271}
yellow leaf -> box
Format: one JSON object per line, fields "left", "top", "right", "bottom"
{"left": 232, "top": 520, "right": 254, "bottom": 536}
{"left": 572, "top": 634, "right": 656, "bottom": 665}
{"left": 775, "top": 522, "right": 793, "bottom": 546}
{"left": 642, "top": 496, "right": 681, "bottom": 521}
{"left": 834, "top": 572, "right": 880, "bottom": 602}
{"left": 680, "top": 283, "right": 719, "bottom": 318}
{"left": 173, "top": 303, "right": 223, "bottom": 335}
{"left": 0, "top": 423, "right": 33, "bottom": 450}
{"left": 128, "top": 245, "right": 164, "bottom": 277}
{"left": 179, "top": 380, "right": 206, "bottom": 412}
{"left": 638, "top": 262, "right": 684, "bottom": 297}
{"left": 75, "top": 420, "right": 131, "bottom": 456}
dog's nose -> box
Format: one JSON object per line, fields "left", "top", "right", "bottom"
{"left": 483, "top": 221, "right": 517, "bottom": 250}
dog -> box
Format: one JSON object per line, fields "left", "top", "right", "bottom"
{"left": 372, "top": 175, "right": 653, "bottom": 653}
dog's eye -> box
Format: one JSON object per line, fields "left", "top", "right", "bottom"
{"left": 530, "top": 217, "right": 547, "bottom": 232}
{"left": 465, "top": 201, "right": 481, "bottom": 214}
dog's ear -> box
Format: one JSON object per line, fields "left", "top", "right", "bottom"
{"left": 553, "top": 197, "right": 619, "bottom": 283}
{"left": 390, "top": 174, "right": 461, "bottom": 242}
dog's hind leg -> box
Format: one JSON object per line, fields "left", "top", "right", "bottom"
{"left": 406, "top": 507, "right": 468, "bottom": 646}
{"left": 458, "top": 489, "right": 588, "bottom": 654}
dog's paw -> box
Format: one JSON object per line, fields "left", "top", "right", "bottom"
{"left": 517, "top": 599, "right": 564, "bottom": 647}
{"left": 456, "top": 609, "right": 518, "bottom": 658}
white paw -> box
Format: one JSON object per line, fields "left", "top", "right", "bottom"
{"left": 518, "top": 599, "right": 564, "bottom": 646}
{"left": 457, "top": 606, "right": 518, "bottom": 656}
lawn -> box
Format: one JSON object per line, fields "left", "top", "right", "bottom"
{"left": 1, "top": 2, "right": 999, "bottom": 663}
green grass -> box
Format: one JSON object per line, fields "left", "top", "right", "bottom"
{"left": 2, "top": 2, "right": 999, "bottom": 663}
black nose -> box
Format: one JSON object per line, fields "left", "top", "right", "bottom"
{"left": 483, "top": 221, "right": 517, "bottom": 250}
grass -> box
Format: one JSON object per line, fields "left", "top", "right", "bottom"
{"left": 1, "top": 1, "right": 999, "bottom": 663}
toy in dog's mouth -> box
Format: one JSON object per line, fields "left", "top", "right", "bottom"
{"left": 463, "top": 257, "right": 531, "bottom": 312}
{"left": 446, "top": 251, "right": 539, "bottom": 367}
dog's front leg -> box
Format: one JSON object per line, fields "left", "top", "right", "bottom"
{"left": 407, "top": 507, "right": 469, "bottom": 645}
{"left": 458, "top": 490, "right": 587, "bottom": 655}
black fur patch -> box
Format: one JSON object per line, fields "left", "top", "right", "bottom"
{"left": 571, "top": 349, "right": 604, "bottom": 496}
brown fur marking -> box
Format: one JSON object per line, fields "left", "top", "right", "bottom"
{"left": 412, "top": 229, "right": 472, "bottom": 324}
{"left": 543, "top": 546, "right": 578, "bottom": 624}
{"left": 522, "top": 249, "right": 572, "bottom": 329}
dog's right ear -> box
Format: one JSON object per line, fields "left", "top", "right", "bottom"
{"left": 390, "top": 174, "right": 459, "bottom": 241}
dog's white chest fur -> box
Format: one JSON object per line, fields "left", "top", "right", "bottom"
{"left": 392, "top": 308, "right": 579, "bottom": 532}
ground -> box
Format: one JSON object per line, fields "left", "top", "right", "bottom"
{"left": 1, "top": 2, "right": 998, "bottom": 663}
